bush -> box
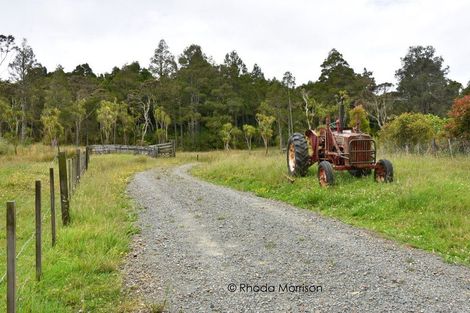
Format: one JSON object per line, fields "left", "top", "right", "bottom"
{"left": 0, "top": 137, "right": 14, "bottom": 155}
{"left": 348, "top": 104, "right": 370, "bottom": 133}
{"left": 380, "top": 113, "right": 445, "bottom": 152}
{"left": 446, "top": 95, "right": 470, "bottom": 140}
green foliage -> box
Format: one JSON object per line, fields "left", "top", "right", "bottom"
{"left": 242, "top": 124, "right": 257, "bottom": 150}
{"left": 149, "top": 39, "right": 177, "bottom": 79}
{"left": 446, "top": 95, "right": 470, "bottom": 140}
{"left": 256, "top": 113, "right": 276, "bottom": 155}
{"left": 219, "top": 122, "right": 238, "bottom": 150}
{"left": 154, "top": 106, "right": 171, "bottom": 143}
{"left": 304, "top": 49, "right": 375, "bottom": 106}
{"left": 395, "top": 46, "right": 459, "bottom": 115}
{"left": 40, "top": 107, "right": 63, "bottom": 144}
{"left": 96, "top": 100, "right": 119, "bottom": 144}
{"left": 380, "top": 113, "right": 445, "bottom": 150}
{"left": 0, "top": 137, "right": 14, "bottom": 155}
{"left": 348, "top": 104, "right": 370, "bottom": 133}
{"left": 0, "top": 37, "right": 466, "bottom": 152}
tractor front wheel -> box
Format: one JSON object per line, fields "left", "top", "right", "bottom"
{"left": 374, "top": 159, "right": 393, "bottom": 183}
{"left": 318, "top": 161, "right": 334, "bottom": 187}
{"left": 286, "top": 133, "right": 310, "bottom": 177}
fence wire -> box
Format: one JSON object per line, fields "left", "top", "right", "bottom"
{"left": 0, "top": 155, "right": 57, "bottom": 286}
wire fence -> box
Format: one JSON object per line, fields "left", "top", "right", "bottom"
{"left": 1, "top": 147, "right": 90, "bottom": 312}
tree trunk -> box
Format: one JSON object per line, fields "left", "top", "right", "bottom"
{"left": 277, "top": 119, "right": 283, "bottom": 152}
{"left": 75, "top": 121, "right": 80, "bottom": 146}
{"left": 180, "top": 122, "right": 183, "bottom": 149}
{"left": 173, "top": 120, "right": 177, "bottom": 147}
{"left": 21, "top": 99, "right": 27, "bottom": 143}
{"left": 287, "top": 89, "right": 293, "bottom": 136}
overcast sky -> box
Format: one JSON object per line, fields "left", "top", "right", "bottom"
{"left": 1, "top": 0, "right": 469, "bottom": 86}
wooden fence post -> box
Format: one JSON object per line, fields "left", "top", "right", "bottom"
{"left": 85, "top": 147, "right": 89, "bottom": 170}
{"left": 71, "top": 157, "right": 75, "bottom": 190}
{"left": 35, "top": 180, "right": 42, "bottom": 281}
{"left": 7, "top": 201, "right": 16, "bottom": 313}
{"left": 58, "top": 152, "right": 70, "bottom": 225}
{"left": 50, "top": 168, "right": 56, "bottom": 246}
{"left": 76, "top": 149, "right": 81, "bottom": 182}
{"left": 67, "top": 159, "right": 73, "bottom": 195}
{"left": 172, "top": 140, "right": 176, "bottom": 157}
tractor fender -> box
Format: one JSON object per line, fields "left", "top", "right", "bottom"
{"left": 304, "top": 129, "right": 319, "bottom": 163}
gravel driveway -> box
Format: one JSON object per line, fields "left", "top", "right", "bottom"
{"left": 123, "top": 164, "right": 470, "bottom": 312}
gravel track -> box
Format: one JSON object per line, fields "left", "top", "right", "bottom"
{"left": 123, "top": 164, "right": 470, "bottom": 312}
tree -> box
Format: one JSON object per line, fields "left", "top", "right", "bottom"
{"left": 128, "top": 81, "right": 157, "bottom": 144}
{"left": 242, "top": 124, "right": 256, "bottom": 150}
{"left": 0, "top": 97, "right": 13, "bottom": 137}
{"left": 71, "top": 63, "right": 96, "bottom": 78}
{"left": 45, "top": 66, "right": 74, "bottom": 140}
{"left": 220, "top": 122, "right": 235, "bottom": 150}
{"left": 8, "top": 38, "right": 39, "bottom": 142}
{"left": 41, "top": 107, "right": 63, "bottom": 145}
{"left": 312, "top": 49, "right": 372, "bottom": 105}
{"left": 96, "top": 100, "right": 118, "bottom": 144}
{"left": 462, "top": 81, "right": 470, "bottom": 96}
{"left": 154, "top": 106, "right": 171, "bottom": 143}
{"left": 446, "top": 95, "right": 470, "bottom": 141}
{"left": 177, "top": 44, "right": 217, "bottom": 148}
{"left": 380, "top": 113, "right": 438, "bottom": 152}
{"left": 364, "top": 82, "right": 395, "bottom": 129}
{"left": 251, "top": 64, "right": 265, "bottom": 80}
{"left": 70, "top": 98, "right": 86, "bottom": 145}
{"left": 262, "top": 80, "right": 287, "bottom": 150}
{"left": 348, "top": 104, "right": 370, "bottom": 133}
{"left": 223, "top": 50, "right": 247, "bottom": 79}
{"left": 282, "top": 71, "right": 295, "bottom": 136}
{"left": 0, "top": 34, "right": 15, "bottom": 67}
{"left": 149, "top": 39, "right": 177, "bottom": 79}
{"left": 395, "top": 45, "right": 459, "bottom": 115}
{"left": 300, "top": 89, "right": 326, "bottom": 129}
{"left": 256, "top": 113, "right": 275, "bottom": 155}
{"left": 118, "top": 101, "right": 135, "bottom": 145}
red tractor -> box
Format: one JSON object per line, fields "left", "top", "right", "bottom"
{"left": 286, "top": 113, "right": 393, "bottom": 187}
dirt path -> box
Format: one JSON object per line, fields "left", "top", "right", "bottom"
{"left": 123, "top": 164, "right": 470, "bottom": 312}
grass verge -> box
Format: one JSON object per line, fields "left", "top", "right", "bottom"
{"left": 192, "top": 150, "right": 470, "bottom": 266}
{"left": 0, "top": 150, "right": 191, "bottom": 312}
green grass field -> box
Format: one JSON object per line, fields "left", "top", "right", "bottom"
{"left": 0, "top": 147, "right": 192, "bottom": 312}
{"left": 192, "top": 149, "right": 470, "bottom": 266}
{"left": 1, "top": 145, "right": 469, "bottom": 311}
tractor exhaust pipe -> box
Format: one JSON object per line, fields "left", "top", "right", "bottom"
{"left": 336, "top": 96, "right": 345, "bottom": 133}
{"left": 339, "top": 102, "right": 345, "bottom": 131}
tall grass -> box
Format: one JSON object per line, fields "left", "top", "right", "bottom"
{"left": 0, "top": 151, "right": 192, "bottom": 312}
{"left": 192, "top": 150, "right": 470, "bottom": 266}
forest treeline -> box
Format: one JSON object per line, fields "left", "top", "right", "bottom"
{"left": 0, "top": 34, "right": 469, "bottom": 153}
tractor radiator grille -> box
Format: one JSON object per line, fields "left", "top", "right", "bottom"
{"left": 349, "top": 139, "right": 375, "bottom": 165}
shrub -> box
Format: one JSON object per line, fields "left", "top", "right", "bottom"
{"left": 0, "top": 137, "right": 14, "bottom": 155}
{"left": 380, "top": 113, "right": 444, "bottom": 151}
{"left": 446, "top": 95, "right": 470, "bottom": 140}
{"left": 348, "top": 104, "right": 370, "bottom": 133}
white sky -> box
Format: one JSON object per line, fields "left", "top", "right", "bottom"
{"left": 1, "top": 0, "right": 469, "bottom": 86}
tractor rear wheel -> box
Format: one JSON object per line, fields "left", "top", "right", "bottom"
{"left": 318, "top": 161, "right": 334, "bottom": 187}
{"left": 374, "top": 159, "right": 393, "bottom": 183}
{"left": 286, "top": 133, "right": 310, "bottom": 177}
